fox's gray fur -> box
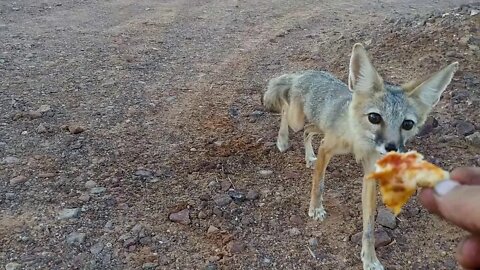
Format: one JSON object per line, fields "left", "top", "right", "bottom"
{"left": 263, "top": 43, "right": 458, "bottom": 270}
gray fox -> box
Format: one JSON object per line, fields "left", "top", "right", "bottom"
{"left": 263, "top": 43, "right": 458, "bottom": 270}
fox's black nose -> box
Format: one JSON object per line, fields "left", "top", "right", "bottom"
{"left": 385, "top": 143, "right": 398, "bottom": 152}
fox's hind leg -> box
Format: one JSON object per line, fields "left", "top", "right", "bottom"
{"left": 304, "top": 124, "right": 321, "bottom": 168}
{"left": 308, "top": 137, "right": 333, "bottom": 221}
{"left": 276, "top": 104, "right": 290, "bottom": 152}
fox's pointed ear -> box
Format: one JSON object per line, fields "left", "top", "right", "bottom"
{"left": 348, "top": 43, "right": 383, "bottom": 92}
{"left": 404, "top": 62, "right": 459, "bottom": 107}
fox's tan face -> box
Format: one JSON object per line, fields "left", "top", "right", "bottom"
{"left": 348, "top": 43, "right": 458, "bottom": 155}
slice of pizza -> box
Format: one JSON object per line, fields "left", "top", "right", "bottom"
{"left": 368, "top": 151, "right": 449, "bottom": 215}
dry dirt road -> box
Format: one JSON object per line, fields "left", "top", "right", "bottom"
{"left": 1, "top": 0, "right": 479, "bottom": 269}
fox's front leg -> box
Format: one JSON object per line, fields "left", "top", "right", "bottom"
{"left": 276, "top": 105, "right": 290, "bottom": 152}
{"left": 303, "top": 124, "right": 321, "bottom": 169}
{"left": 361, "top": 157, "right": 384, "bottom": 270}
{"left": 308, "top": 143, "right": 332, "bottom": 221}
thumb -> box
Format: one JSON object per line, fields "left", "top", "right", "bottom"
{"left": 433, "top": 180, "right": 480, "bottom": 233}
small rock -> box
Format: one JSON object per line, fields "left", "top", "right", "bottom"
{"left": 38, "top": 172, "right": 56, "bottom": 178}
{"left": 68, "top": 124, "right": 85, "bottom": 134}
{"left": 58, "top": 208, "right": 81, "bottom": 219}
{"left": 220, "top": 180, "right": 231, "bottom": 191}
{"left": 208, "top": 180, "right": 221, "bottom": 190}
{"left": 90, "top": 187, "right": 106, "bottom": 194}
{"left": 123, "top": 238, "right": 137, "bottom": 248}
{"left": 471, "top": 9, "right": 479, "bottom": 16}
{"left": 227, "top": 241, "right": 245, "bottom": 254}
{"left": 289, "top": 215, "right": 303, "bottom": 225}
{"left": 9, "top": 175, "right": 28, "bottom": 185}
{"left": 205, "top": 262, "right": 218, "bottom": 270}
{"left": 466, "top": 132, "right": 480, "bottom": 147}
{"left": 79, "top": 193, "right": 90, "bottom": 202}
{"left": 90, "top": 242, "right": 104, "bottom": 255}
{"left": 36, "top": 123, "right": 48, "bottom": 133}
{"left": 38, "top": 105, "right": 51, "bottom": 113}
{"left": 351, "top": 228, "right": 392, "bottom": 247}
{"left": 308, "top": 237, "right": 319, "bottom": 247}
{"left": 169, "top": 209, "right": 190, "bottom": 225}
{"left": 213, "top": 194, "right": 232, "bottom": 206}
{"left": 198, "top": 211, "right": 208, "bottom": 219}
{"left": 131, "top": 223, "right": 144, "bottom": 236}
{"left": 85, "top": 180, "right": 97, "bottom": 189}
{"left": 2, "top": 156, "right": 20, "bottom": 165}
{"left": 5, "top": 262, "right": 21, "bottom": 270}
{"left": 66, "top": 232, "right": 86, "bottom": 246}
{"left": 376, "top": 208, "right": 397, "bottom": 229}
{"left": 374, "top": 229, "right": 392, "bottom": 248}
{"left": 245, "top": 190, "right": 259, "bottom": 200}
{"left": 104, "top": 220, "right": 114, "bottom": 230}
{"left": 259, "top": 169, "right": 273, "bottom": 176}
{"left": 26, "top": 110, "right": 42, "bottom": 119}
{"left": 134, "top": 169, "right": 153, "bottom": 178}
{"left": 227, "top": 190, "right": 246, "bottom": 202}
{"left": 5, "top": 193, "right": 15, "bottom": 200}
{"left": 139, "top": 236, "right": 152, "bottom": 245}
{"left": 289, "top": 227, "right": 301, "bottom": 236}
{"left": 460, "top": 35, "right": 472, "bottom": 45}
{"left": 207, "top": 225, "right": 219, "bottom": 234}
{"left": 142, "top": 262, "right": 158, "bottom": 270}
{"left": 456, "top": 120, "right": 475, "bottom": 136}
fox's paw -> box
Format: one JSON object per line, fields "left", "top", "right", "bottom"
{"left": 361, "top": 251, "right": 384, "bottom": 270}
{"left": 308, "top": 206, "right": 327, "bottom": 221}
{"left": 276, "top": 140, "right": 289, "bottom": 153}
{"left": 306, "top": 156, "right": 317, "bottom": 169}
{"left": 362, "top": 260, "right": 384, "bottom": 270}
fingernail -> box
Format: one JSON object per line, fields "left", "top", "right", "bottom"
{"left": 434, "top": 179, "right": 460, "bottom": 196}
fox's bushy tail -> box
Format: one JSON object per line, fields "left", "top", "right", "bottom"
{"left": 263, "top": 74, "right": 295, "bottom": 112}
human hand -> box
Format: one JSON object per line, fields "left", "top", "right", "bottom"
{"left": 419, "top": 167, "right": 480, "bottom": 269}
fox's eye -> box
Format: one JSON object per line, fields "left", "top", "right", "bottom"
{"left": 368, "top": 113, "right": 382, "bottom": 124}
{"left": 402, "top": 120, "right": 414, "bottom": 130}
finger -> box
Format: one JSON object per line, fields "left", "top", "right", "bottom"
{"left": 418, "top": 188, "right": 439, "bottom": 215}
{"left": 450, "top": 167, "right": 480, "bottom": 185}
{"left": 433, "top": 181, "right": 480, "bottom": 233}
{"left": 457, "top": 235, "right": 480, "bottom": 269}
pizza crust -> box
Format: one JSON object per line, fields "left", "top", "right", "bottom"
{"left": 368, "top": 151, "right": 449, "bottom": 215}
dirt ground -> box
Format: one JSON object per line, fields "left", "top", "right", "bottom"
{"left": 1, "top": 0, "right": 479, "bottom": 269}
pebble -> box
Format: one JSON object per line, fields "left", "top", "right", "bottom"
{"left": 58, "top": 208, "right": 81, "bottom": 219}
{"left": 142, "top": 263, "right": 159, "bottom": 270}
{"left": 85, "top": 180, "right": 97, "bottom": 189}
{"left": 208, "top": 180, "right": 221, "bottom": 190}
{"left": 289, "top": 227, "right": 301, "bottom": 236}
{"left": 79, "top": 193, "right": 90, "bottom": 202}
{"left": 376, "top": 208, "right": 397, "bottom": 229}
{"left": 10, "top": 175, "right": 28, "bottom": 185}
{"left": 66, "top": 232, "right": 86, "bottom": 246}
{"left": 90, "top": 242, "right": 104, "bottom": 255}
{"left": 466, "top": 132, "right": 480, "bottom": 147}
{"left": 26, "top": 110, "right": 42, "bottom": 119}
{"left": 227, "top": 241, "right": 245, "bottom": 254}
{"left": 38, "top": 105, "right": 51, "bottom": 113}
{"left": 207, "top": 225, "right": 219, "bottom": 234}
{"left": 68, "top": 124, "right": 86, "bottom": 134}
{"left": 227, "top": 190, "right": 246, "bottom": 202}
{"left": 5, "top": 262, "right": 21, "bottom": 270}
{"left": 134, "top": 169, "right": 153, "bottom": 178}
{"left": 169, "top": 209, "right": 191, "bottom": 225}
{"left": 213, "top": 194, "right": 232, "bottom": 206}
{"left": 308, "top": 237, "right": 319, "bottom": 247}
{"left": 2, "top": 156, "right": 20, "bottom": 165}
{"left": 350, "top": 229, "right": 392, "bottom": 247}
{"left": 259, "top": 169, "right": 273, "bottom": 176}
{"left": 104, "top": 220, "right": 114, "bottom": 230}
{"left": 220, "top": 180, "right": 231, "bottom": 191}
{"left": 198, "top": 211, "right": 208, "bottom": 219}
{"left": 245, "top": 190, "right": 259, "bottom": 200}
{"left": 289, "top": 215, "right": 303, "bottom": 225}
{"left": 5, "top": 193, "right": 15, "bottom": 199}
{"left": 205, "top": 262, "right": 218, "bottom": 270}
{"left": 90, "top": 187, "right": 106, "bottom": 194}
{"left": 36, "top": 123, "right": 48, "bottom": 134}
{"left": 456, "top": 120, "right": 475, "bottom": 136}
